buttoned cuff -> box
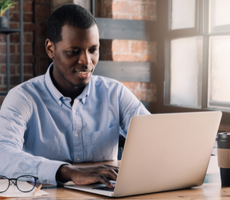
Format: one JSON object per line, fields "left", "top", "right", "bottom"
{"left": 38, "top": 160, "right": 70, "bottom": 185}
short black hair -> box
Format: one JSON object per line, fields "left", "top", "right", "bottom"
{"left": 47, "top": 4, "right": 98, "bottom": 44}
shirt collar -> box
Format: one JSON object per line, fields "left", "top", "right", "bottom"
{"left": 45, "top": 63, "right": 63, "bottom": 106}
{"left": 78, "top": 81, "right": 90, "bottom": 104}
{"left": 45, "top": 63, "right": 91, "bottom": 106}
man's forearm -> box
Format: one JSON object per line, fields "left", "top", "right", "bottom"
{"left": 56, "top": 164, "right": 73, "bottom": 183}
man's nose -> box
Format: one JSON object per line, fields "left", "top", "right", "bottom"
{"left": 78, "top": 51, "right": 92, "bottom": 65}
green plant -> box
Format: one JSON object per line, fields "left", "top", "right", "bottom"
{"left": 0, "top": 0, "right": 17, "bottom": 17}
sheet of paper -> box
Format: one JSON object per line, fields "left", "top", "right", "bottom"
{"left": 0, "top": 183, "right": 48, "bottom": 197}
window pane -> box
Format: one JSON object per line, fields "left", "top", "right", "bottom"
{"left": 209, "top": 36, "right": 230, "bottom": 108}
{"left": 170, "top": 37, "right": 203, "bottom": 107}
{"left": 210, "top": 0, "right": 230, "bottom": 30}
{"left": 171, "top": 0, "right": 196, "bottom": 30}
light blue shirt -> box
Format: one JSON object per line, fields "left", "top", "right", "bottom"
{"left": 0, "top": 64, "right": 150, "bottom": 185}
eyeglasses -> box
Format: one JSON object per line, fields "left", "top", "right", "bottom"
{"left": 0, "top": 175, "right": 38, "bottom": 193}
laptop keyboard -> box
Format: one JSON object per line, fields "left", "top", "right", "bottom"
{"left": 93, "top": 186, "right": 115, "bottom": 191}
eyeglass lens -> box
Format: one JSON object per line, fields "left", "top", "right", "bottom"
{"left": 0, "top": 175, "right": 37, "bottom": 193}
{"left": 17, "top": 175, "right": 36, "bottom": 192}
{"left": 0, "top": 176, "right": 9, "bottom": 193}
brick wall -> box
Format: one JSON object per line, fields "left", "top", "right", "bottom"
{"left": 0, "top": 0, "right": 52, "bottom": 106}
{"left": 0, "top": 0, "right": 35, "bottom": 105}
{"left": 34, "top": 0, "right": 52, "bottom": 75}
{"left": 96, "top": 0, "right": 157, "bottom": 104}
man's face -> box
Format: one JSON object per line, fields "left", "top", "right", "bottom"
{"left": 47, "top": 24, "right": 100, "bottom": 90}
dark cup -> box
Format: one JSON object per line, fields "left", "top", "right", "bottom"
{"left": 216, "top": 132, "right": 230, "bottom": 186}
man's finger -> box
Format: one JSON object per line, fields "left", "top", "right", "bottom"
{"left": 99, "top": 165, "right": 119, "bottom": 174}
{"left": 98, "top": 168, "right": 118, "bottom": 181}
{"left": 95, "top": 174, "right": 114, "bottom": 188}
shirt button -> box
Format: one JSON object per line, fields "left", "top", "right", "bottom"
{"left": 77, "top": 158, "right": 80, "bottom": 161}
{"left": 75, "top": 133, "right": 78, "bottom": 137}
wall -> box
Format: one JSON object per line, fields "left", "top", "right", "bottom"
{"left": 96, "top": 0, "right": 157, "bottom": 105}
{"left": 52, "top": 0, "right": 91, "bottom": 12}
{"left": 34, "top": 0, "right": 52, "bottom": 75}
{"left": 0, "top": 0, "right": 35, "bottom": 105}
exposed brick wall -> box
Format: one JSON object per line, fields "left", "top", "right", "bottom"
{"left": 34, "top": 0, "right": 52, "bottom": 75}
{"left": 0, "top": 0, "right": 52, "bottom": 107}
{"left": 96, "top": 0, "right": 157, "bottom": 104}
{"left": 0, "top": 0, "right": 35, "bottom": 105}
{"left": 100, "top": 40, "right": 156, "bottom": 62}
{"left": 98, "top": 0, "right": 156, "bottom": 20}
{"left": 122, "top": 82, "right": 156, "bottom": 102}
{"left": 9, "top": 0, "right": 34, "bottom": 82}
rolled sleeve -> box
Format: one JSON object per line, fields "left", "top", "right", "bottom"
{"left": 37, "top": 160, "right": 70, "bottom": 185}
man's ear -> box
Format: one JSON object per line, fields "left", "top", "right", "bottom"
{"left": 45, "top": 39, "right": 55, "bottom": 60}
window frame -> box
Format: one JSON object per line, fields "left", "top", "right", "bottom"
{"left": 156, "top": 0, "right": 230, "bottom": 127}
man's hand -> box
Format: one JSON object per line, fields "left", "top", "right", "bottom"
{"left": 56, "top": 164, "right": 119, "bottom": 188}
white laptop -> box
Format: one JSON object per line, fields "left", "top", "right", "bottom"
{"left": 65, "top": 111, "right": 222, "bottom": 197}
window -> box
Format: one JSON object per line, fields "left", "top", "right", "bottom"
{"left": 171, "top": 0, "right": 196, "bottom": 30}
{"left": 157, "top": 0, "right": 230, "bottom": 125}
{"left": 209, "top": 36, "right": 230, "bottom": 109}
{"left": 169, "top": 36, "right": 202, "bottom": 108}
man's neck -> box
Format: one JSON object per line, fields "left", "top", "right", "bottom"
{"left": 50, "top": 67, "right": 85, "bottom": 103}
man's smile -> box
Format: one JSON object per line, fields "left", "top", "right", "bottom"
{"left": 74, "top": 68, "right": 93, "bottom": 79}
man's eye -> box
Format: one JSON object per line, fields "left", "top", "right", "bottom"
{"left": 67, "top": 51, "right": 79, "bottom": 55}
{"left": 89, "top": 48, "right": 98, "bottom": 54}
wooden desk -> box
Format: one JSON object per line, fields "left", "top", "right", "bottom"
{"left": 2, "top": 157, "right": 230, "bottom": 200}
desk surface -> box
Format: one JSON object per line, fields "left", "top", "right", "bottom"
{"left": 2, "top": 157, "right": 230, "bottom": 200}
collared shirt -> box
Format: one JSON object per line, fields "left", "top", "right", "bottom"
{"left": 0, "top": 63, "right": 150, "bottom": 184}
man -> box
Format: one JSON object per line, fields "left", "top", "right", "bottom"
{"left": 0, "top": 4, "right": 150, "bottom": 188}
